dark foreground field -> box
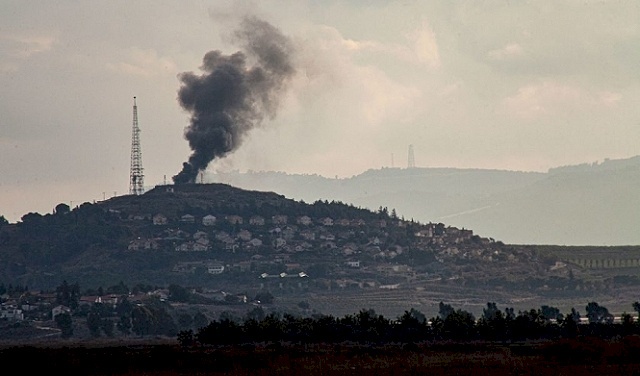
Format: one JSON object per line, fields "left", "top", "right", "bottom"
{"left": 3, "top": 337, "right": 640, "bottom": 375}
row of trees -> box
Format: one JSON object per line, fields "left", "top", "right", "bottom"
{"left": 182, "top": 302, "right": 640, "bottom": 346}
{"left": 54, "top": 296, "right": 211, "bottom": 339}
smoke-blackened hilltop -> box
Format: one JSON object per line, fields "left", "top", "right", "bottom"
{"left": 173, "top": 17, "right": 296, "bottom": 184}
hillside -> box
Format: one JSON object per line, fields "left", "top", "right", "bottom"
{"left": 211, "top": 155, "right": 640, "bottom": 245}
{"left": 1, "top": 183, "right": 640, "bottom": 317}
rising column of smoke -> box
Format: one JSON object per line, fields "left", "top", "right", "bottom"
{"left": 173, "top": 16, "right": 296, "bottom": 184}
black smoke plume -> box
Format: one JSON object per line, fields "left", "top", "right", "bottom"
{"left": 173, "top": 17, "right": 295, "bottom": 184}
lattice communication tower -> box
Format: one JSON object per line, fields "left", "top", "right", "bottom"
{"left": 129, "top": 96, "right": 144, "bottom": 195}
{"left": 407, "top": 144, "right": 415, "bottom": 169}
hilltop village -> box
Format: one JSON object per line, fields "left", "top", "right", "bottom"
{"left": 107, "top": 184, "right": 554, "bottom": 295}
{"left": 0, "top": 184, "right": 567, "bottom": 294}
{"left": 131, "top": 208, "right": 493, "bottom": 282}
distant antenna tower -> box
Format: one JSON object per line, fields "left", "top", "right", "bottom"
{"left": 407, "top": 144, "right": 415, "bottom": 169}
{"left": 129, "top": 96, "right": 144, "bottom": 195}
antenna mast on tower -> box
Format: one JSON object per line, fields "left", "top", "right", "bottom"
{"left": 407, "top": 144, "right": 415, "bottom": 169}
{"left": 129, "top": 96, "right": 144, "bottom": 195}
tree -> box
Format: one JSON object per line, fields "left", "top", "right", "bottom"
{"left": 117, "top": 313, "right": 132, "bottom": 335}
{"left": 405, "top": 308, "right": 427, "bottom": 325}
{"left": 632, "top": 301, "right": 640, "bottom": 320}
{"left": 168, "top": 284, "right": 191, "bottom": 303}
{"left": 87, "top": 312, "right": 102, "bottom": 337}
{"left": 511, "top": 309, "right": 547, "bottom": 340}
{"left": 116, "top": 296, "right": 133, "bottom": 316}
{"left": 560, "top": 307, "right": 581, "bottom": 337}
{"left": 20, "top": 212, "right": 43, "bottom": 223}
{"left": 438, "top": 302, "right": 455, "bottom": 320}
{"left": 193, "top": 312, "right": 210, "bottom": 330}
{"left": 108, "top": 281, "right": 129, "bottom": 295}
{"left": 0, "top": 215, "right": 8, "bottom": 227}
{"left": 177, "top": 330, "right": 195, "bottom": 347}
{"left": 131, "top": 306, "right": 155, "bottom": 336}
{"left": 101, "top": 318, "right": 114, "bottom": 337}
{"left": 540, "top": 305, "right": 563, "bottom": 322}
{"left": 149, "top": 305, "right": 178, "bottom": 336}
{"left": 55, "top": 313, "right": 73, "bottom": 338}
{"left": 54, "top": 203, "right": 70, "bottom": 215}
{"left": 585, "top": 302, "right": 613, "bottom": 324}
{"left": 478, "top": 302, "right": 507, "bottom": 340}
{"left": 443, "top": 309, "right": 476, "bottom": 339}
{"left": 397, "top": 308, "right": 427, "bottom": 342}
{"left": 246, "top": 306, "right": 266, "bottom": 322}
{"left": 55, "top": 280, "right": 80, "bottom": 310}
{"left": 622, "top": 312, "right": 635, "bottom": 332}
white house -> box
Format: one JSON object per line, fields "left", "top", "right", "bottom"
{"left": 249, "top": 216, "right": 265, "bottom": 226}
{"left": 335, "top": 219, "right": 351, "bottom": 226}
{"left": 207, "top": 265, "right": 225, "bottom": 274}
{"left": 180, "top": 214, "right": 195, "bottom": 223}
{"left": 237, "top": 229, "right": 252, "bottom": 242}
{"left": 296, "top": 216, "right": 312, "bottom": 226}
{"left": 248, "top": 238, "right": 263, "bottom": 247}
{"left": 51, "top": 305, "right": 71, "bottom": 319}
{"left": 0, "top": 306, "right": 23, "bottom": 321}
{"left": 226, "top": 215, "right": 243, "bottom": 225}
{"left": 202, "top": 215, "right": 217, "bottom": 226}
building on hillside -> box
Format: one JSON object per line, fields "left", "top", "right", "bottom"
{"left": 321, "top": 217, "right": 334, "bottom": 226}
{"left": 128, "top": 238, "right": 159, "bottom": 251}
{"left": 207, "top": 265, "right": 225, "bottom": 274}
{"left": 335, "top": 218, "right": 351, "bottom": 226}
{"left": 193, "top": 231, "right": 208, "bottom": 240}
{"left": 226, "top": 215, "right": 243, "bottom": 225}
{"left": 152, "top": 214, "right": 168, "bottom": 225}
{"left": 249, "top": 216, "right": 265, "bottom": 226}
{"left": 237, "top": 229, "right": 252, "bottom": 242}
{"left": 248, "top": 238, "right": 263, "bottom": 247}
{"left": 351, "top": 219, "right": 366, "bottom": 227}
{"left": 300, "top": 229, "right": 316, "bottom": 241}
{"left": 180, "top": 214, "right": 195, "bottom": 223}
{"left": 376, "top": 219, "right": 387, "bottom": 228}
{"left": 51, "top": 305, "right": 71, "bottom": 319}
{"left": 342, "top": 244, "right": 358, "bottom": 256}
{"left": 414, "top": 226, "right": 433, "bottom": 238}
{"left": 0, "top": 305, "right": 23, "bottom": 321}
{"left": 281, "top": 226, "right": 297, "bottom": 240}
{"left": 296, "top": 216, "right": 312, "bottom": 226}
{"left": 202, "top": 215, "right": 217, "bottom": 226}
{"left": 346, "top": 260, "right": 361, "bottom": 268}
{"left": 272, "top": 215, "right": 288, "bottom": 225}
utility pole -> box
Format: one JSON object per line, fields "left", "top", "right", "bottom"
{"left": 129, "top": 96, "right": 144, "bottom": 195}
{"left": 407, "top": 144, "right": 415, "bottom": 169}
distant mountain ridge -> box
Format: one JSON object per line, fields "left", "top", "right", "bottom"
{"left": 209, "top": 155, "right": 640, "bottom": 246}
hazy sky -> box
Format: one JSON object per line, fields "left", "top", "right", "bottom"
{"left": 1, "top": 0, "right": 639, "bottom": 222}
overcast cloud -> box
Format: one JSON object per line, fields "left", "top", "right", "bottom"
{"left": 1, "top": 0, "right": 639, "bottom": 222}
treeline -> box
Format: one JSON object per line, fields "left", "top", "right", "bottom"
{"left": 181, "top": 301, "right": 640, "bottom": 346}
